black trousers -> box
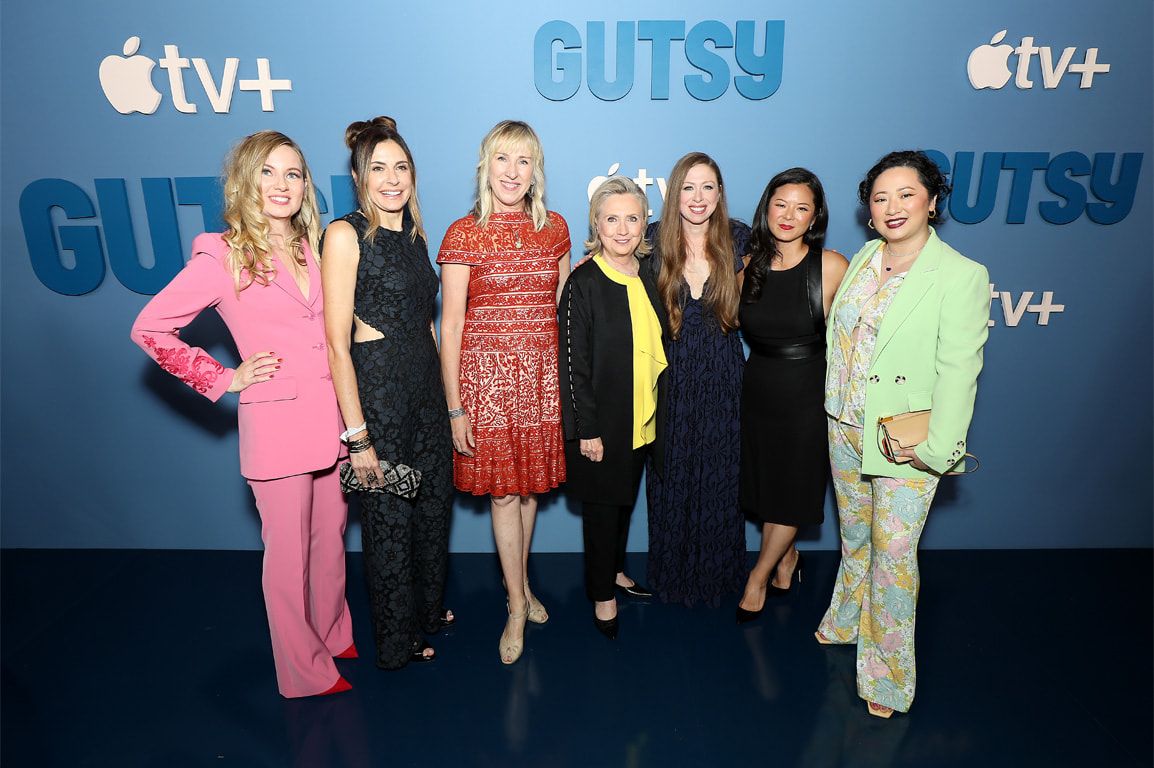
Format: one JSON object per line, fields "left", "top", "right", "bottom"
{"left": 581, "top": 447, "right": 646, "bottom": 602}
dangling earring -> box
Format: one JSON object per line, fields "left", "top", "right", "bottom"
{"left": 929, "top": 209, "right": 937, "bottom": 219}
{"left": 867, "top": 219, "right": 875, "bottom": 230}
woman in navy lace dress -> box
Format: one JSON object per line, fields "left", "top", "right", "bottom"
{"left": 643, "top": 152, "right": 749, "bottom": 607}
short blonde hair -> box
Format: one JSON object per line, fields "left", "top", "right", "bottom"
{"left": 473, "top": 120, "right": 549, "bottom": 231}
{"left": 584, "top": 176, "right": 652, "bottom": 256}
{"left": 220, "top": 131, "right": 320, "bottom": 290}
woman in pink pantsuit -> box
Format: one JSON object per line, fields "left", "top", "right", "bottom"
{"left": 131, "top": 131, "right": 355, "bottom": 698}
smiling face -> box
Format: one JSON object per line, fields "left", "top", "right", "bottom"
{"left": 260, "top": 144, "right": 306, "bottom": 226}
{"left": 766, "top": 183, "right": 816, "bottom": 245}
{"left": 488, "top": 143, "right": 534, "bottom": 213}
{"left": 596, "top": 193, "right": 646, "bottom": 259}
{"left": 678, "top": 163, "right": 720, "bottom": 226}
{"left": 868, "top": 166, "right": 937, "bottom": 249}
{"left": 361, "top": 139, "right": 412, "bottom": 221}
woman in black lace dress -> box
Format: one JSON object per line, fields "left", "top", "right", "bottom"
{"left": 322, "top": 116, "right": 453, "bottom": 669}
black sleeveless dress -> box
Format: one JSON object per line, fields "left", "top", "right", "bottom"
{"left": 738, "top": 246, "right": 828, "bottom": 525}
{"left": 336, "top": 210, "right": 453, "bottom": 669}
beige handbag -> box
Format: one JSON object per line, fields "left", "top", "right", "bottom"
{"left": 877, "top": 410, "right": 978, "bottom": 474}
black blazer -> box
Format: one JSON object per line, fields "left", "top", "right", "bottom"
{"left": 558, "top": 257, "right": 669, "bottom": 505}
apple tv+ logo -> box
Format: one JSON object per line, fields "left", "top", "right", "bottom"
{"left": 99, "top": 36, "right": 292, "bottom": 115}
{"left": 967, "top": 30, "right": 1110, "bottom": 90}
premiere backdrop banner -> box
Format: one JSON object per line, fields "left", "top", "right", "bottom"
{"left": 2, "top": 1, "right": 1151, "bottom": 552}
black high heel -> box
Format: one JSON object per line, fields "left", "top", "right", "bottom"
{"left": 410, "top": 639, "right": 436, "bottom": 663}
{"left": 768, "top": 551, "right": 805, "bottom": 595}
{"left": 593, "top": 615, "right": 619, "bottom": 640}
{"left": 616, "top": 581, "right": 653, "bottom": 599}
{"left": 735, "top": 605, "right": 762, "bottom": 624}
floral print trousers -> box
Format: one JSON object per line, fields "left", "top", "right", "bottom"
{"left": 818, "top": 418, "right": 939, "bottom": 712}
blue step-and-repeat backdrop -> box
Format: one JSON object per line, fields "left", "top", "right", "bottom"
{"left": 2, "top": 1, "right": 1151, "bottom": 551}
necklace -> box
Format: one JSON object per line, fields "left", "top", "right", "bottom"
{"left": 882, "top": 243, "right": 923, "bottom": 273}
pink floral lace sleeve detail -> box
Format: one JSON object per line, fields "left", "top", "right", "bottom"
{"left": 130, "top": 247, "right": 233, "bottom": 402}
{"left": 140, "top": 334, "right": 226, "bottom": 394}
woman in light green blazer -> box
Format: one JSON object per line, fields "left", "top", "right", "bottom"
{"left": 816, "top": 151, "right": 990, "bottom": 718}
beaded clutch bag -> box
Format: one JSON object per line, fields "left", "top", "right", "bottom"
{"left": 338, "top": 460, "right": 422, "bottom": 499}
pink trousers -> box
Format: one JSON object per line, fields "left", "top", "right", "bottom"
{"left": 248, "top": 466, "right": 353, "bottom": 698}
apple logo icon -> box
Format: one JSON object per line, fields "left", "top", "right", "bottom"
{"left": 586, "top": 163, "right": 622, "bottom": 200}
{"left": 967, "top": 30, "right": 1014, "bottom": 89}
{"left": 99, "top": 36, "right": 162, "bottom": 114}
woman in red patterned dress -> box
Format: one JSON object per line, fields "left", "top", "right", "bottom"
{"left": 438, "top": 121, "right": 570, "bottom": 664}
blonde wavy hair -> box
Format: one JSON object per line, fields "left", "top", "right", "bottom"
{"left": 221, "top": 131, "right": 321, "bottom": 290}
{"left": 583, "top": 176, "right": 653, "bottom": 257}
{"left": 472, "top": 120, "right": 549, "bottom": 231}
{"left": 345, "top": 116, "right": 425, "bottom": 244}
{"left": 656, "top": 152, "right": 739, "bottom": 339}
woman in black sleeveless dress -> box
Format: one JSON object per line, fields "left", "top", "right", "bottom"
{"left": 736, "top": 168, "right": 847, "bottom": 622}
{"left": 322, "top": 117, "right": 453, "bottom": 667}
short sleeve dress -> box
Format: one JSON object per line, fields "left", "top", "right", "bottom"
{"left": 437, "top": 210, "right": 570, "bottom": 496}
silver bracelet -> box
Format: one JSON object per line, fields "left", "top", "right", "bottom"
{"left": 447, "top": 407, "right": 466, "bottom": 419}
{"left": 340, "top": 423, "right": 367, "bottom": 442}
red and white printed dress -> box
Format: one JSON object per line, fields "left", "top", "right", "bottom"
{"left": 438, "top": 210, "right": 570, "bottom": 496}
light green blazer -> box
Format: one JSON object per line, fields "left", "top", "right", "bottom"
{"left": 827, "top": 228, "right": 990, "bottom": 478}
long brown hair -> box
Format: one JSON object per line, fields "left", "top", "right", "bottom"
{"left": 345, "top": 116, "right": 425, "bottom": 244}
{"left": 655, "top": 152, "right": 739, "bottom": 338}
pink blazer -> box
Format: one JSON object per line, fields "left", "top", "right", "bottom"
{"left": 131, "top": 233, "right": 345, "bottom": 480}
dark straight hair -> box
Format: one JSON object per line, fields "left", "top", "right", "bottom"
{"left": 744, "top": 167, "right": 828, "bottom": 303}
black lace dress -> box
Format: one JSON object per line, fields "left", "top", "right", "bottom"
{"left": 337, "top": 210, "right": 453, "bottom": 669}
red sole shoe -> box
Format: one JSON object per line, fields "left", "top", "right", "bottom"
{"left": 318, "top": 676, "right": 352, "bottom": 696}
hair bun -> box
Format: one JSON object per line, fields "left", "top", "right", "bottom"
{"left": 345, "top": 116, "right": 398, "bottom": 149}
{"left": 344, "top": 120, "right": 369, "bottom": 149}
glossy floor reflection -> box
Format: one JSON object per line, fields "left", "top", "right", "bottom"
{"left": 2, "top": 549, "right": 1150, "bottom": 767}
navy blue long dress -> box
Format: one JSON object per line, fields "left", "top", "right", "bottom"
{"left": 644, "top": 221, "right": 749, "bottom": 607}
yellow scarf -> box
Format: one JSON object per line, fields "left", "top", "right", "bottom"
{"left": 593, "top": 254, "right": 667, "bottom": 447}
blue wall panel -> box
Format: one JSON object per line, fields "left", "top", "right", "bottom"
{"left": 2, "top": 1, "right": 1150, "bottom": 550}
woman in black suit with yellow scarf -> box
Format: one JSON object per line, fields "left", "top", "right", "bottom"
{"left": 559, "top": 177, "right": 668, "bottom": 639}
